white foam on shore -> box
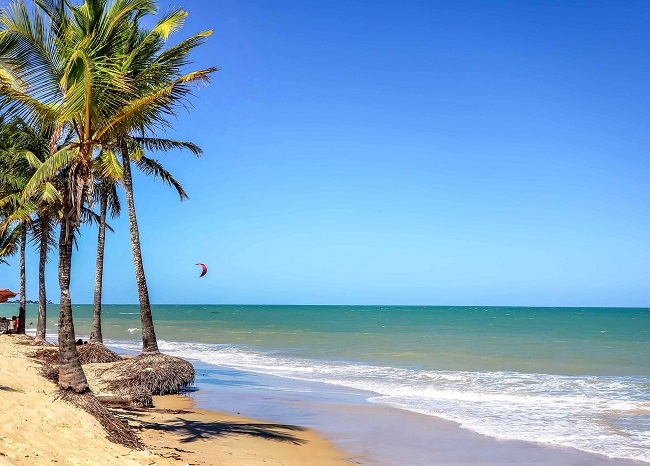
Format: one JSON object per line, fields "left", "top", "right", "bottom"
{"left": 100, "top": 338, "right": 650, "bottom": 464}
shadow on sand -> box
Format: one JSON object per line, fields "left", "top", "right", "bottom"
{"left": 0, "top": 386, "right": 19, "bottom": 392}
{"left": 116, "top": 409, "right": 308, "bottom": 445}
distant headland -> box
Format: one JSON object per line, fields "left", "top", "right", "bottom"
{"left": 1, "top": 299, "right": 53, "bottom": 305}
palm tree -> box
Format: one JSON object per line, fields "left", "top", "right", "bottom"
{"left": 32, "top": 211, "right": 57, "bottom": 342}
{"left": 14, "top": 122, "right": 66, "bottom": 342}
{"left": 89, "top": 153, "right": 121, "bottom": 345}
{"left": 98, "top": 7, "right": 214, "bottom": 354}
{"left": 0, "top": 120, "right": 65, "bottom": 340}
{"left": 1, "top": 0, "right": 138, "bottom": 392}
{"left": 0, "top": 0, "right": 214, "bottom": 391}
{"left": 0, "top": 124, "right": 33, "bottom": 335}
{"left": 119, "top": 140, "right": 199, "bottom": 353}
{"left": 90, "top": 143, "right": 195, "bottom": 346}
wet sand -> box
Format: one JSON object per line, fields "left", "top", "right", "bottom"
{"left": 189, "top": 361, "right": 648, "bottom": 466}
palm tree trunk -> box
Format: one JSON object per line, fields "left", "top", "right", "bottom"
{"left": 90, "top": 189, "right": 108, "bottom": 344}
{"left": 35, "top": 216, "right": 49, "bottom": 342}
{"left": 121, "top": 148, "right": 159, "bottom": 354}
{"left": 58, "top": 206, "right": 89, "bottom": 393}
{"left": 18, "top": 223, "right": 26, "bottom": 334}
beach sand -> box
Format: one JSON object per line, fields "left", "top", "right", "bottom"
{"left": 2, "top": 333, "right": 646, "bottom": 466}
{"left": 0, "top": 334, "right": 350, "bottom": 466}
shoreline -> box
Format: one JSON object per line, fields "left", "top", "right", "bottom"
{"left": 0, "top": 334, "right": 351, "bottom": 466}
{"left": 186, "top": 358, "right": 649, "bottom": 466}
{"left": 5, "top": 330, "right": 648, "bottom": 465}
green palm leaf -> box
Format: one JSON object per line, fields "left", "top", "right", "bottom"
{"left": 22, "top": 144, "right": 77, "bottom": 201}
{"left": 134, "top": 155, "right": 188, "bottom": 201}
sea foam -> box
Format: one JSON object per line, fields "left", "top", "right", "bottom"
{"left": 105, "top": 338, "right": 650, "bottom": 463}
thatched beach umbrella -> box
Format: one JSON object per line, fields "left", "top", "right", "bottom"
{"left": 77, "top": 344, "right": 122, "bottom": 365}
{"left": 102, "top": 353, "right": 195, "bottom": 396}
{"left": 0, "top": 288, "right": 17, "bottom": 303}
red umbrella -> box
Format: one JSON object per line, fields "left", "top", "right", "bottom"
{"left": 0, "top": 289, "right": 17, "bottom": 304}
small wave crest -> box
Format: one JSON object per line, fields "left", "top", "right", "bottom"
{"left": 104, "top": 339, "right": 650, "bottom": 463}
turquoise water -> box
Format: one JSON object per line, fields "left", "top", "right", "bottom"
{"left": 14, "top": 304, "right": 650, "bottom": 462}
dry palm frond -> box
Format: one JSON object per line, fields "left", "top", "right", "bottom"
{"left": 28, "top": 346, "right": 59, "bottom": 382}
{"left": 77, "top": 343, "right": 122, "bottom": 364}
{"left": 108, "top": 385, "right": 153, "bottom": 409}
{"left": 40, "top": 363, "right": 59, "bottom": 383}
{"left": 128, "top": 385, "right": 154, "bottom": 408}
{"left": 58, "top": 389, "right": 144, "bottom": 450}
{"left": 102, "top": 353, "right": 195, "bottom": 396}
{"left": 13, "top": 334, "right": 37, "bottom": 345}
{"left": 29, "top": 347, "right": 59, "bottom": 365}
{"left": 29, "top": 339, "right": 57, "bottom": 347}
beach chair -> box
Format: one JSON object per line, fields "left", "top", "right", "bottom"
{"left": 0, "top": 320, "right": 8, "bottom": 334}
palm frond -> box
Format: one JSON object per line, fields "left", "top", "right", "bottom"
{"left": 134, "top": 155, "right": 188, "bottom": 201}
{"left": 95, "top": 67, "right": 217, "bottom": 141}
{"left": 79, "top": 204, "right": 112, "bottom": 232}
{"left": 39, "top": 181, "right": 62, "bottom": 205}
{"left": 22, "top": 144, "right": 77, "bottom": 201}
{"left": 28, "top": 213, "right": 58, "bottom": 253}
{"left": 105, "top": 179, "right": 120, "bottom": 218}
{"left": 94, "top": 149, "right": 123, "bottom": 181}
{"left": 129, "top": 136, "right": 202, "bottom": 156}
{"left": 0, "top": 222, "right": 21, "bottom": 258}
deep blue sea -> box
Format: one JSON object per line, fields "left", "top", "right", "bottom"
{"left": 12, "top": 304, "right": 650, "bottom": 463}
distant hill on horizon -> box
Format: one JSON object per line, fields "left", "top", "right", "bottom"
{"left": 2, "top": 300, "right": 53, "bottom": 305}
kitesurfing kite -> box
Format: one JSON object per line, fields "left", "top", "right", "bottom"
{"left": 196, "top": 263, "right": 208, "bottom": 277}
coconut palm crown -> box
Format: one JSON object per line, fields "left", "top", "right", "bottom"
{"left": 0, "top": 0, "right": 216, "bottom": 392}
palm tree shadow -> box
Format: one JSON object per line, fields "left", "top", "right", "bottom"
{"left": 118, "top": 410, "right": 308, "bottom": 445}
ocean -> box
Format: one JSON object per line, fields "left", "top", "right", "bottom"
{"left": 15, "top": 304, "right": 650, "bottom": 463}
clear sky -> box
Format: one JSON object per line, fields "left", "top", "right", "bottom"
{"left": 2, "top": 0, "right": 650, "bottom": 306}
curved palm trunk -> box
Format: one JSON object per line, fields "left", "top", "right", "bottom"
{"left": 18, "top": 223, "right": 26, "bottom": 334}
{"left": 58, "top": 194, "right": 89, "bottom": 393}
{"left": 35, "top": 216, "right": 49, "bottom": 342}
{"left": 121, "top": 148, "right": 158, "bottom": 354}
{"left": 90, "top": 189, "right": 108, "bottom": 344}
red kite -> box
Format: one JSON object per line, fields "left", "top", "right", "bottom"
{"left": 0, "top": 289, "right": 17, "bottom": 304}
{"left": 196, "top": 263, "right": 208, "bottom": 277}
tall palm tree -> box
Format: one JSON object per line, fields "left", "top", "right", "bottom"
{"left": 1, "top": 0, "right": 138, "bottom": 392}
{"left": 119, "top": 139, "right": 199, "bottom": 353}
{"left": 90, "top": 143, "right": 195, "bottom": 346}
{"left": 0, "top": 127, "right": 63, "bottom": 338}
{"left": 0, "top": 0, "right": 214, "bottom": 391}
{"left": 98, "top": 7, "right": 214, "bottom": 354}
{"left": 0, "top": 124, "right": 34, "bottom": 335}
{"left": 32, "top": 212, "right": 57, "bottom": 342}
{"left": 89, "top": 153, "right": 121, "bottom": 345}
{"left": 9, "top": 120, "right": 68, "bottom": 342}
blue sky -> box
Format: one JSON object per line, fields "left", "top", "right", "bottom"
{"left": 2, "top": 0, "right": 650, "bottom": 306}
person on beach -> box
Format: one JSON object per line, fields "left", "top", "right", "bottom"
{"left": 11, "top": 316, "right": 18, "bottom": 333}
